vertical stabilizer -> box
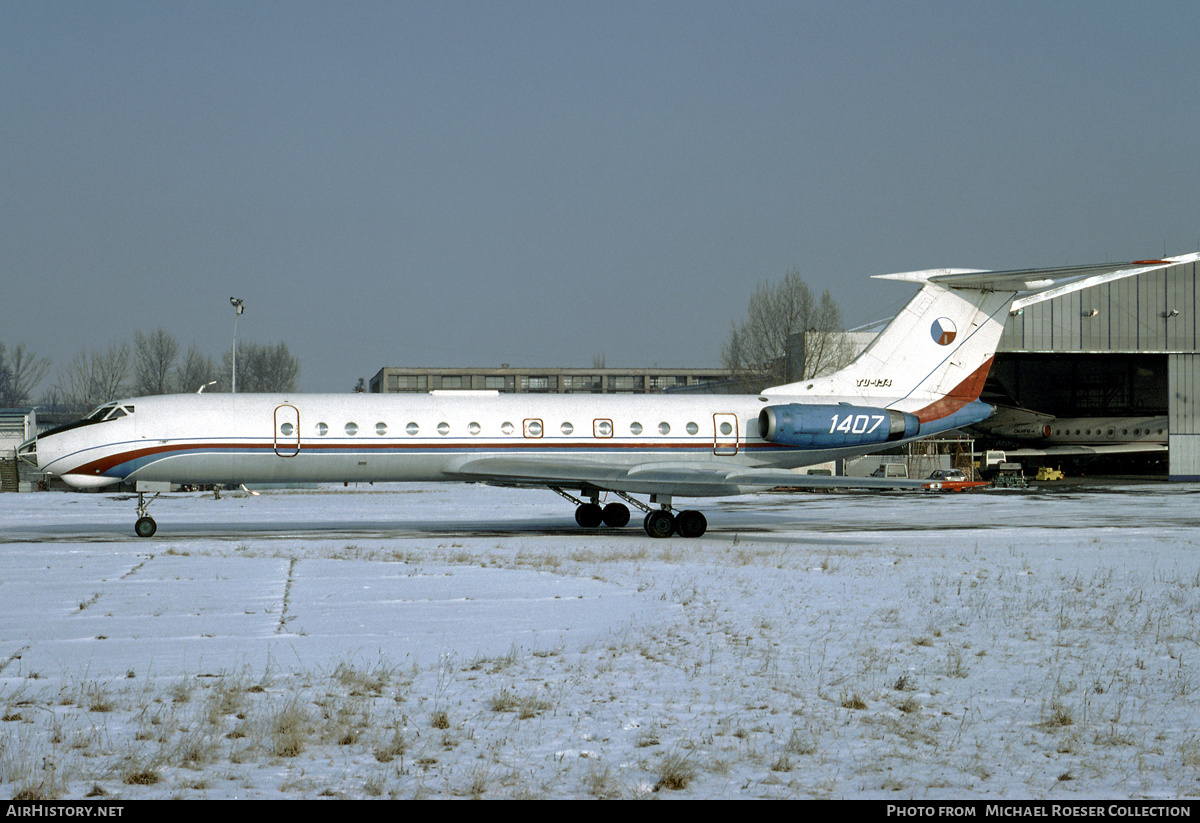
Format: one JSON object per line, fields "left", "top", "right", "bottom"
{"left": 763, "top": 274, "right": 1016, "bottom": 422}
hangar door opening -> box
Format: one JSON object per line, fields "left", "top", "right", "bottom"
{"left": 986, "top": 354, "right": 1167, "bottom": 417}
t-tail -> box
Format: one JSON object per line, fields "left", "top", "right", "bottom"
{"left": 761, "top": 253, "right": 1200, "bottom": 437}
{"left": 762, "top": 270, "right": 1015, "bottom": 434}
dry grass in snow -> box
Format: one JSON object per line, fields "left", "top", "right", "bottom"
{"left": 2, "top": 482, "right": 1200, "bottom": 798}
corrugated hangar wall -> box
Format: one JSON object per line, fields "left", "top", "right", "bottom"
{"left": 997, "top": 258, "right": 1200, "bottom": 480}
{"left": 999, "top": 260, "right": 1197, "bottom": 352}
{"left": 1169, "top": 354, "right": 1200, "bottom": 481}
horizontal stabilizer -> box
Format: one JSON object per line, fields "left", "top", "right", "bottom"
{"left": 876, "top": 253, "right": 1200, "bottom": 311}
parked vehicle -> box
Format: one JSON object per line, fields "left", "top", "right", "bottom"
{"left": 926, "top": 468, "right": 967, "bottom": 482}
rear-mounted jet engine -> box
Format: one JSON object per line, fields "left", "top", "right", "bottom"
{"left": 758, "top": 404, "right": 920, "bottom": 449}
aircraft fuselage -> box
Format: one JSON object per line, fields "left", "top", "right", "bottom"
{"left": 26, "top": 391, "right": 973, "bottom": 492}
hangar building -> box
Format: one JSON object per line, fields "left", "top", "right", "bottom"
{"left": 991, "top": 256, "right": 1200, "bottom": 481}
{"left": 369, "top": 366, "right": 736, "bottom": 395}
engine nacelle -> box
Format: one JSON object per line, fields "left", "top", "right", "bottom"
{"left": 758, "top": 404, "right": 920, "bottom": 449}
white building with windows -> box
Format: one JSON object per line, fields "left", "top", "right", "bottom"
{"left": 369, "top": 366, "right": 736, "bottom": 395}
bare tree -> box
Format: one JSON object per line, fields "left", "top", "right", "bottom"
{"left": 177, "top": 344, "right": 220, "bottom": 394}
{"left": 224, "top": 342, "right": 300, "bottom": 393}
{"left": 788, "top": 291, "right": 856, "bottom": 380}
{"left": 0, "top": 342, "right": 52, "bottom": 406}
{"left": 133, "top": 328, "right": 180, "bottom": 395}
{"left": 56, "top": 343, "right": 132, "bottom": 413}
{"left": 721, "top": 269, "right": 850, "bottom": 390}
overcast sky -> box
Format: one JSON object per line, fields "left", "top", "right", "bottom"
{"left": 4, "top": 1, "right": 1199, "bottom": 393}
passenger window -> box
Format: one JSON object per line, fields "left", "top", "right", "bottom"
{"left": 524, "top": 419, "right": 543, "bottom": 438}
{"left": 659, "top": 422, "right": 671, "bottom": 435}
{"left": 594, "top": 419, "right": 613, "bottom": 438}
{"left": 280, "top": 423, "right": 294, "bottom": 436}
{"left": 561, "top": 422, "right": 574, "bottom": 435}
{"left": 406, "top": 422, "right": 419, "bottom": 435}
{"left": 719, "top": 421, "right": 733, "bottom": 435}
{"left": 437, "top": 422, "right": 450, "bottom": 436}
{"left": 501, "top": 421, "right": 515, "bottom": 435}
{"left": 345, "top": 423, "right": 359, "bottom": 436}
{"left": 630, "top": 422, "right": 643, "bottom": 435}
{"left": 316, "top": 422, "right": 328, "bottom": 436}
{"left": 376, "top": 423, "right": 387, "bottom": 435}
{"left": 686, "top": 422, "right": 699, "bottom": 435}
{"left": 469, "top": 422, "right": 481, "bottom": 435}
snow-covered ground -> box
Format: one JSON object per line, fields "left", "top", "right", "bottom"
{"left": 2, "top": 481, "right": 1200, "bottom": 799}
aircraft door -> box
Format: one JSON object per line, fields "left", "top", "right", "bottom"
{"left": 714, "top": 413, "right": 738, "bottom": 456}
{"left": 274, "top": 404, "right": 300, "bottom": 457}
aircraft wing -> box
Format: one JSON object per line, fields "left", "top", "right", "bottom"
{"left": 1002, "top": 443, "right": 1168, "bottom": 458}
{"left": 448, "top": 457, "right": 932, "bottom": 496}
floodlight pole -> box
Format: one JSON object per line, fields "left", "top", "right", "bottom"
{"left": 230, "top": 297, "right": 245, "bottom": 393}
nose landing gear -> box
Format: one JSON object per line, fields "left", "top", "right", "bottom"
{"left": 133, "top": 492, "right": 159, "bottom": 538}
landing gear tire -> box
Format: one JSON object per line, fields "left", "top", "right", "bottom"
{"left": 602, "top": 502, "right": 630, "bottom": 528}
{"left": 643, "top": 510, "right": 675, "bottom": 538}
{"left": 134, "top": 516, "right": 157, "bottom": 538}
{"left": 575, "top": 502, "right": 604, "bottom": 528}
{"left": 675, "top": 509, "right": 707, "bottom": 538}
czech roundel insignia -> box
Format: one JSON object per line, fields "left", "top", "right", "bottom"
{"left": 931, "top": 317, "right": 957, "bottom": 346}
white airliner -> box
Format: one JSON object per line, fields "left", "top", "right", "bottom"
{"left": 972, "top": 405, "right": 1169, "bottom": 458}
{"left": 20, "top": 254, "right": 1197, "bottom": 538}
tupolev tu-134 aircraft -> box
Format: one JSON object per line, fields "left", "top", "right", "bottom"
{"left": 20, "top": 253, "right": 1198, "bottom": 538}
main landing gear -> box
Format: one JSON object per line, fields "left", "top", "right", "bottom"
{"left": 573, "top": 501, "right": 631, "bottom": 529}
{"left": 647, "top": 508, "right": 708, "bottom": 539}
{"left": 550, "top": 487, "right": 708, "bottom": 538}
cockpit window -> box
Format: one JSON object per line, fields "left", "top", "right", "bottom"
{"left": 38, "top": 402, "right": 136, "bottom": 439}
{"left": 83, "top": 403, "right": 135, "bottom": 422}
{"left": 83, "top": 403, "right": 118, "bottom": 422}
